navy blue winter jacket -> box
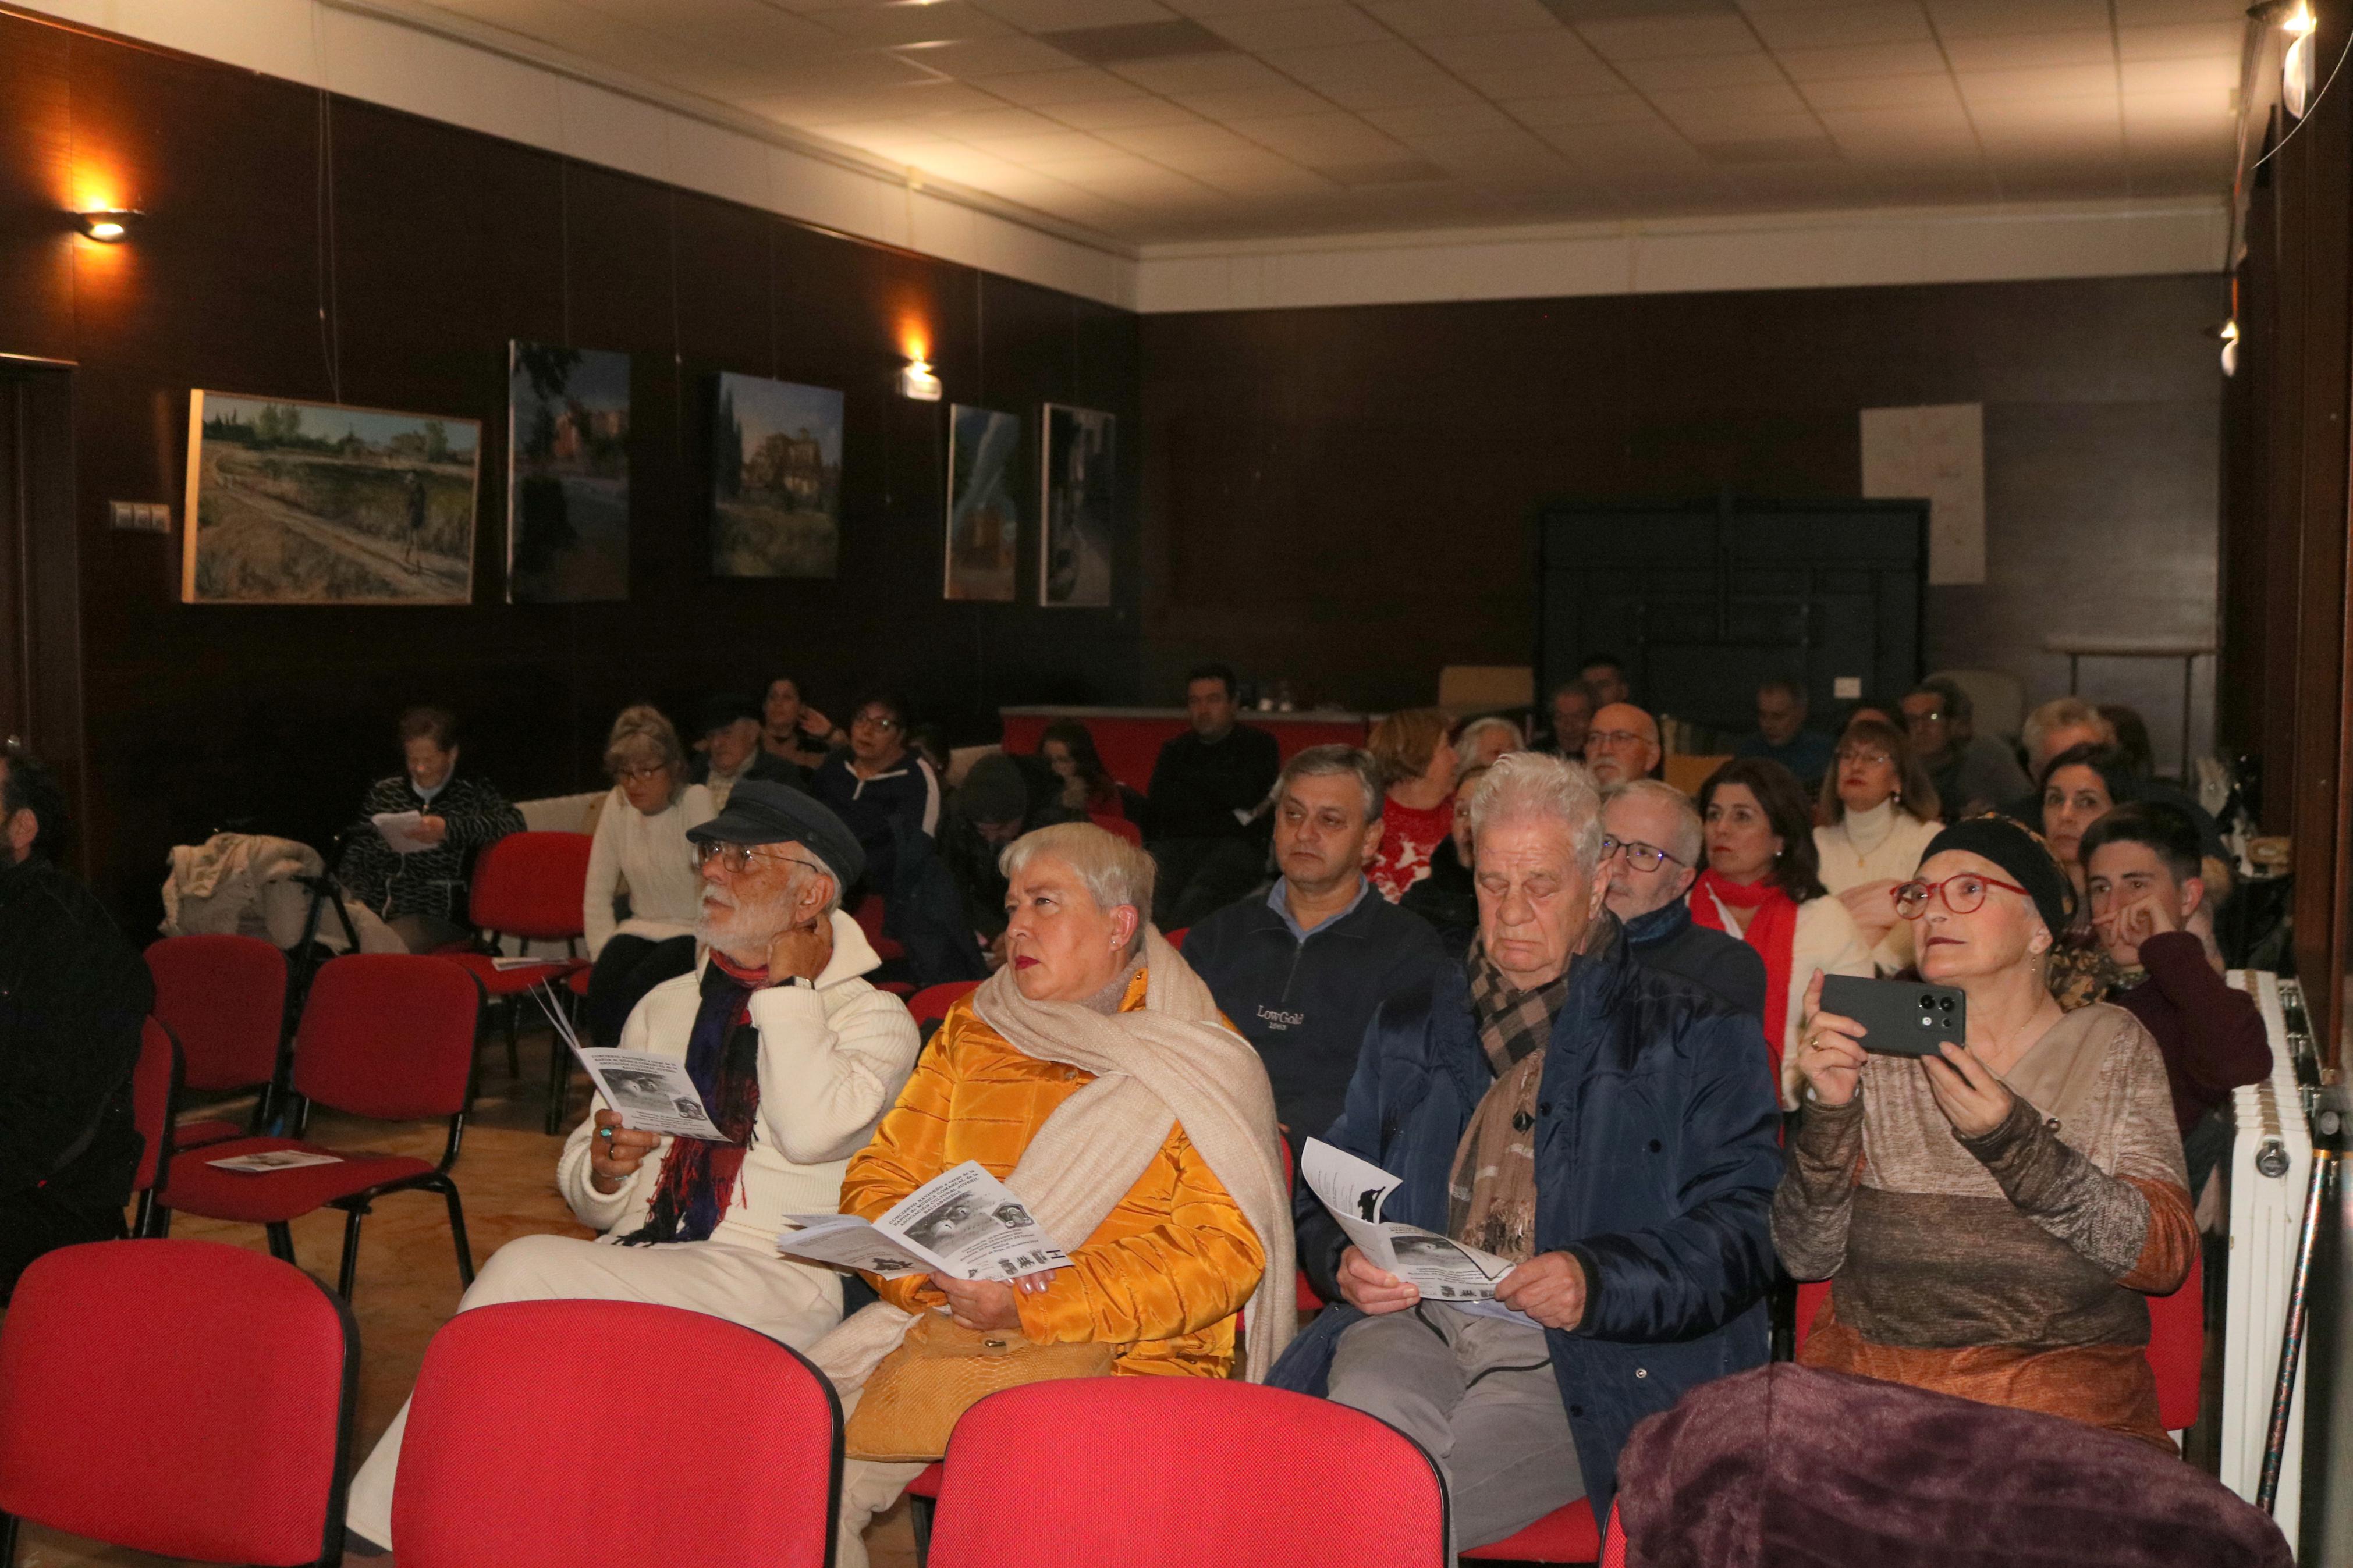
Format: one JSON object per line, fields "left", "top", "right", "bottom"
{"left": 1269, "top": 920, "right": 1782, "bottom": 1523}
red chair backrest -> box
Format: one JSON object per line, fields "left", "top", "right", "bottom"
{"left": 1089, "top": 812, "right": 1142, "bottom": 847}
{"left": 132, "top": 1018, "right": 180, "bottom": 1196}
{"left": 144, "top": 933, "right": 288, "bottom": 1091}
{"left": 0, "top": 1239, "right": 354, "bottom": 1566}
{"left": 293, "top": 955, "right": 482, "bottom": 1121}
{"left": 1165, "top": 926, "right": 1188, "bottom": 950}
{"left": 1602, "top": 1505, "right": 1627, "bottom": 1568}
{"left": 466, "top": 831, "right": 592, "bottom": 941}
{"left": 392, "top": 1300, "right": 840, "bottom": 1568}
{"left": 1795, "top": 1266, "right": 2202, "bottom": 1430}
{"left": 908, "top": 980, "right": 981, "bottom": 1024}
{"left": 929, "top": 1378, "right": 1444, "bottom": 1568}
{"left": 2149, "top": 1251, "right": 2203, "bottom": 1431}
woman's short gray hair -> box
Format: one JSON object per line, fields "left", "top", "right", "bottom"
{"left": 1465, "top": 752, "right": 1605, "bottom": 874}
{"left": 999, "top": 822, "right": 1158, "bottom": 958}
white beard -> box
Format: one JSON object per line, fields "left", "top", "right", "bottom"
{"left": 696, "top": 882, "right": 797, "bottom": 966}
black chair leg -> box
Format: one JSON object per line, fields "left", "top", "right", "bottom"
{"left": 337, "top": 1205, "right": 368, "bottom": 1299}
{"left": 132, "top": 1191, "right": 154, "bottom": 1239}
{"left": 147, "top": 1204, "right": 173, "bottom": 1239}
{"left": 265, "top": 1222, "right": 297, "bottom": 1267}
{"left": 438, "top": 1178, "right": 476, "bottom": 1289}
{"left": 503, "top": 998, "right": 521, "bottom": 1078}
{"left": 910, "top": 1492, "right": 934, "bottom": 1566}
{"left": 3, "top": 1508, "right": 20, "bottom": 1565}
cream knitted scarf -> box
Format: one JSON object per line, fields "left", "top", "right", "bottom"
{"left": 808, "top": 926, "right": 1297, "bottom": 1400}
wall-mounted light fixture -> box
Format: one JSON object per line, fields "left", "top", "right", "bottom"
{"left": 74, "top": 208, "right": 142, "bottom": 242}
{"left": 2283, "top": 3, "right": 2317, "bottom": 118}
{"left": 899, "top": 357, "right": 942, "bottom": 401}
{"left": 2220, "top": 318, "right": 2241, "bottom": 378}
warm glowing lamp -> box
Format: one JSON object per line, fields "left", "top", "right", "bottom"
{"left": 899, "top": 357, "right": 943, "bottom": 401}
{"left": 2220, "top": 319, "right": 2241, "bottom": 378}
{"left": 74, "top": 208, "right": 141, "bottom": 241}
{"left": 2283, "top": 3, "right": 2317, "bottom": 117}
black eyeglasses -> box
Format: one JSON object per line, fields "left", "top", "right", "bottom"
{"left": 1600, "top": 834, "right": 1682, "bottom": 873}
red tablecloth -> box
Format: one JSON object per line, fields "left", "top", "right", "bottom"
{"left": 1000, "top": 707, "right": 1372, "bottom": 794}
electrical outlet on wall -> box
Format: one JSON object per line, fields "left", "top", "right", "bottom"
{"left": 108, "top": 501, "right": 171, "bottom": 534}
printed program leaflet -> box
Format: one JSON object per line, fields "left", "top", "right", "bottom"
{"left": 779, "top": 1161, "right": 1071, "bottom": 1282}
{"left": 1300, "top": 1137, "right": 1535, "bottom": 1322}
{"left": 532, "top": 983, "right": 727, "bottom": 1142}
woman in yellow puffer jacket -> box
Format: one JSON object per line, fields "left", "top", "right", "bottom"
{"left": 839, "top": 963, "right": 1265, "bottom": 1375}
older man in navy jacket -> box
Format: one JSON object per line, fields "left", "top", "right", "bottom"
{"left": 1272, "top": 752, "right": 1781, "bottom": 1544}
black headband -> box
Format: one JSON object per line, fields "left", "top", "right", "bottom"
{"left": 1915, "top": 815, "right": 2074, "bottom": 937}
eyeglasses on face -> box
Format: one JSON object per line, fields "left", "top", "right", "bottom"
{"left": 1903, "top": 709, "right": 1945, "bottom": 727}
{"left": 1893, "top": 873, "right": 2031, "bottom": 919}
{"left": 616, "top": 762, "right": 670, "bottom": 783}
{"left": 1584, "top": 729, "right": 1645, "bottom": 751}
{"left": 1836, "top": 748, "right": 1892, "bottom": 768}
{"left": 694, "top": 842, "right": 825, "bottom": 877}
{"left": 1600, "top": 834, "right": 1681, "bottom": 873}
{"left": 852, "top": 712, "right": 902, "bottom": 731}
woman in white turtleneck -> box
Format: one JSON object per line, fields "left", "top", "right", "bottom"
{"left": 1812, "top": 716, "right": 1943, "bottom": 975}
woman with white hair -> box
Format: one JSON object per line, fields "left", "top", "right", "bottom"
{"left": 1454, "top": 714, "right": 1525, "bottom": 775}
{"left": 582, "top": 705, "right": 715, "bottom": 1047}
{"left": 819, "top": 822, "right": 1296, "bottom": 1568}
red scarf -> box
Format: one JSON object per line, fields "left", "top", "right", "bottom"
{"left": 1690, "top": 870, "right": 1799, "bottom": 1082}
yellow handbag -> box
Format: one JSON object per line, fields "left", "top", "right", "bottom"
{"left": 844, "top": 1311, "right": 1115, "bottom": 1462}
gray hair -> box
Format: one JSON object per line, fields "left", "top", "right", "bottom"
{"left": 1464, "top": 752, "right": 1605, "bottom": 874}
{"left": 999, "top": 821, "right": 1157, "bottom": 958}
{"left": 1275, "top": 744, "right": 1383, "bottom": 823}
{"left": 605, "top": 703, "right": 684, "bottom": 776}
{"left": 792, "top": 849, "right": 846, "bottom": 919}
{"left": 1602, "top": 778, "right": 1703, "bottom": 868}
{"left": 2021, "top": 696, "right": 2115, "bottom": 762}
{"left": 1454, "top": 716, "right": 1525, "bottom": 778}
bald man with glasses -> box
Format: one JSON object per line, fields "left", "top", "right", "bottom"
{"left": 1599, "top": 780, "right": 1767, "bottom": 1022}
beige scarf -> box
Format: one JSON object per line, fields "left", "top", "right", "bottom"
{"left": 808, "top": 927, "right": 1297, "bottom": 1402}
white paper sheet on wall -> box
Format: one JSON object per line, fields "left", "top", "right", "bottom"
{"left": 1859, "top": 403, "right": 1985, "bottom": 586}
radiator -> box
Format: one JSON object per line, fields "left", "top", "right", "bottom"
{"left": 2220, "top": 970, "right": 2312, "bottom": 1551}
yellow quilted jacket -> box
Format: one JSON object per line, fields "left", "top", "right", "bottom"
{"left": 840, "top": 970, "right": 1264, "bottom": 1378}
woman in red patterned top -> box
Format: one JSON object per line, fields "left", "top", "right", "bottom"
{"left": 1365, "top": 707, "right": 1458, "bottom": 902}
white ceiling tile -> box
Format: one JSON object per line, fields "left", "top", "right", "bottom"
{"left": 2118, "top": 56, "right": 2237, "bottom": 94}
{"left": 977, "top": 66, "right": 1151, "bottom": 104}
{"left": 1108, "top": 51, "right": 1294, "bottom": 93}
{"left": 1040, "top": 94, "right": 1206, "bottom": 126}
{"left": 1412, "top": 27, "right": 1605, "bottom": 73}
{"left": 1502, "top": 91, "right": 1662, "bottom": 128}
{"left": 1799, "top": 72, "right": 1959, "bottom": 109}
{"left": 1649, "top": 80, "right": 1811, "bottom": 119}
{"left": 1158, "top": 0, "right": 1340, "bottom": 13}
{"left": 895, "top": 35, "right": 1084, "bottom": 76}
{"left": 918, "top": 105, "right": 1071, "bottom": 138}
{"left": 1923, "top": 0, "right": 2110, "bottom": 38}
{"left": 1405, "top": 126, "right": 1575, "bottom": 177}
{"left": 2111, "top": 0, "right": 2248, "bottom": 22}
{"left": 1675, "top": 109, "right": 1833, "bottom": 141}
{"left": 1940, "top": 30, "right": 2115, "bottom": 72}
{"left": 1614, "top": 52, "right": 1788, "bottom": 90}
{"left": 1574, "top": 15, "right": 1762, "bottom": 59}
{"left": 966, "top": 128, "right": 1123, "bottom": 160}
{"left": 2116, "top": 22, "right": 2244, "bottom": 62}
{"left": 968, "top": 0, "right": 1176, "bottom": 26}
{"left": 1095, "top": 119, "right": 1268, "bottom": 156}
{"left": 1165, "top": 83, "right": 1337, "bottom": 117}
{"left": 1956, "top": 63, "right": 2118, "bottom": 102}
{"left": 2120, "top": 87, "right": 2235, "bottom": 124}
{"left": 1361, "top": 100, "right": 1522, "bottom": 137}
{"left": 1773, "top": 40, "right": 1949, "bottom": 80}
{"left": 1199, "top": 5, "right": 1389, "bottom": 50}
{"left": 1744, "top": 3, "right": 1933, "bottom": 52}
{"left": 1364, "top": 0, "right": 1559, "bottom": 38}
{"left": 1450, "top": 60, "right": 1629, "bottom": 97}
{"left": 810, "top": 0, "right": 1017, "bottom": 45}
{"left": 1227, "top": 109, "right": 1411, "bottom": 160}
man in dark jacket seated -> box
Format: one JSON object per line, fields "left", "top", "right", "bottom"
{"left": 1599, "top": 779, "right": 1766, "bottom": 1021}
{"left": 1271, "top": 752, "right": 1781, "bottom": 1545}
{"left": 1183, "top": 746, "right": 1446, "bottom": 1161}
{"left": 688, "top": 692, "right": 810, "bottom": 804}
{"left": 1145, "top": 663, "right": 1279, "bottom": 929}
{"left": 0, "top": 744, "right": 151, "bottom": 1299}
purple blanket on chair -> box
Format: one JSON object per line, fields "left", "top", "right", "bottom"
{"left": 1616, "top": 1364, "right": 2290, "bottom": 1568}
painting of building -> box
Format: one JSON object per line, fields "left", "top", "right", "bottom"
{"left": 508, "top": 342, "right": 630, "bottom": 603}
{"left": 710, "top": 372, "right": 844, "bottom": 578}
{"left": 945, "top": 403, "right": 1021, "bottom": 602}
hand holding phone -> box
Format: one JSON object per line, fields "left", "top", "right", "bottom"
{"left": 1793, "top": 972, "right": 1869, "bottom": 1108}
{"left": 1818, "top": 975, "right": 1968, "bottom": 1058}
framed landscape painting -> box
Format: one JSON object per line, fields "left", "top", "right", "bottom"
{"left": 182, "top": 390, "right": 480, "bottom": 605}
{"left": 710, "top": 372, "right": 843, "bottom": 579}
{"left": 944, "top": 403, "right": 1020, "bottom": 602}
{"left": 508, "top": 342, "right": 630, "bottom": 603}
{"left": 1039, "top": 403, "right": 1113, "bottom": 608}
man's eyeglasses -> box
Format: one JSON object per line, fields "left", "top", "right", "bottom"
{"left": 1600, "top": 834, "right": 1681, "bottom": 873}
{"left": 851, "top": 712, "right": 902, "bottom": 732}
{"left": 1584, "top": 730, "right": 1645, "bottom": 751}
{"left": 695, "top": 842, "right": 826, "bottom": 877}
{"left": 1893, "top": 873, "right": 2030, "bottom": 919}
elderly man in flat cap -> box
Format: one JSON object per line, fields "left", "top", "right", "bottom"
{"left": 344, "top": 782, "right": 922, "bottom": 1552}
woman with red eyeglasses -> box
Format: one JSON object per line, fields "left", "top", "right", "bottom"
{"left": 1770, "top": 815, "right": 2195, "bottom": 1451}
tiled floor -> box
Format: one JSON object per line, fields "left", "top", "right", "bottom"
{"left": 15, "top": 1026, "right": 917, "bottom": 1568}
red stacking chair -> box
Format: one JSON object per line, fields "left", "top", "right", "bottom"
{"left": 129, "top": 1018, "right": 182, "bottom": 1240}
{"left": 1089, "top": 813, "right": 1142, "bottom": 847}
{"left": 0, "top": 1239, "right": 357, "bottom": 1567}
{"left": 1795, "top": 1264, "right": 2202, "bottom": 1431}
{"left": 144, "top": 933, "right": 289, "bottom": 1150}
{"left": 151, "top": 955, "right": 482, "bottom": 1300}
{"left": 392, "top": 1300, "right": 841, "bottom": 1568}
{"left": 1463, "top": 1501, "right": 1607, "bottom": 1563}
{"left": 927, "top": 1379, "right": 1445, "bottom": 1568}
{"left": 1165, "top": 927, "right": 1188, "bottom": 950}
{"left": 854, "top": 893, "right": 907, "bottom": 961}
{"left": 908, "top": 980, "right": 980, "bottom": 1026}
{"left": 438, "top": 831, "right": 592, "bottom": 1133}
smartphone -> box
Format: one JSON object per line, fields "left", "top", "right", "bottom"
{"left": 1818, "top": 975, "right": 1968, "bottom": 1058}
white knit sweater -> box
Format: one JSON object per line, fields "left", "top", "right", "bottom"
{"left": 583, "top": 783, "right": 715, "bottom": 958}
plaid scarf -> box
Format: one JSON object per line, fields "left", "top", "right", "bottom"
{"left": 618, "top": 952, "right": 766, "bottom": 1246}
{"left": 1449, "top": 938, "right": 1573, "bottom": 1263}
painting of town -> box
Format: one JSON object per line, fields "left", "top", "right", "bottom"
{"left": 945, "top": 403, "right": 1021, "bottom": 602}
{"left": 507, "top": 342, "right": 630, "bottom": 603}
{"left": 1040, "top": 404, "right": 1114, "bottom": 608}
{"left": 709, "top": 372, "right": 844, "bottom": 579}
{"left": 182, "top": 391, "right": 481, "bottom": 606}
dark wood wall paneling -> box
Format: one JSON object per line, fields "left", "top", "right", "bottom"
{"left": 2220, "top": 0, "right": 2353, "bottom": 1068}
{"left": 1138, "top": 275, "right": 2228, "bottom": 731}
{"left": 0, "top": 9, "right": 1141, "bottom": 927}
